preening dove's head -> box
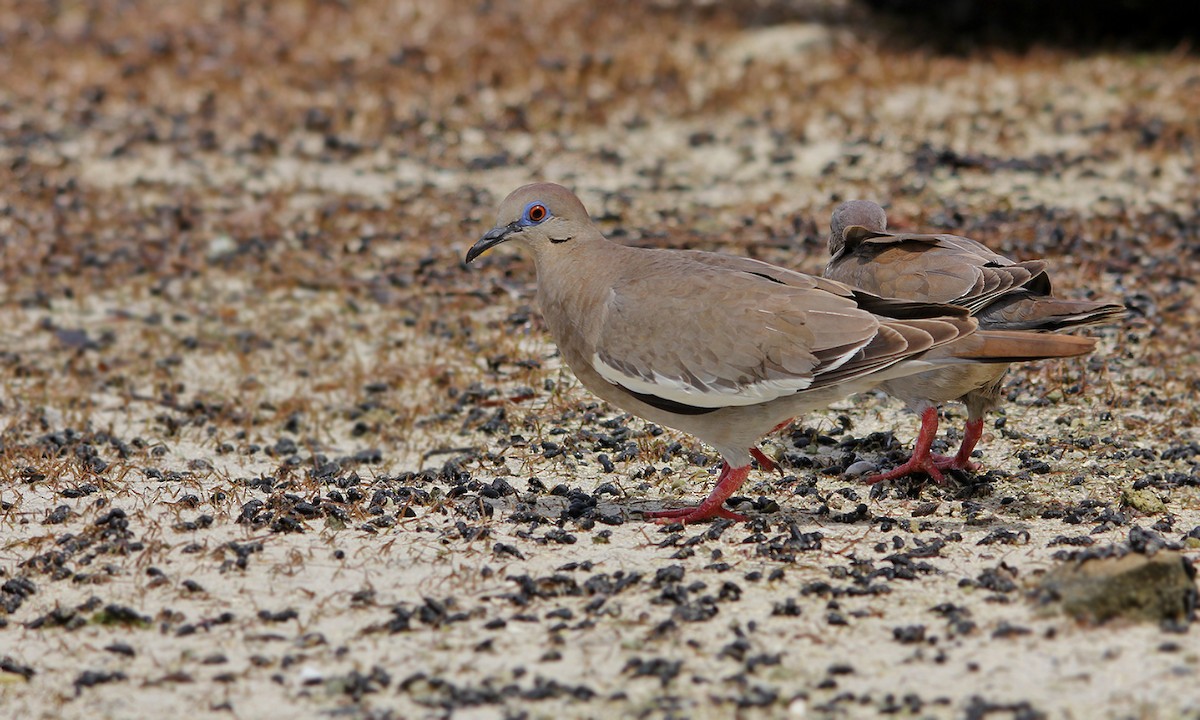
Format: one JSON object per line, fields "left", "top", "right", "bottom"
{"left": 828, "top": 200, "right": 888, "bottom": 258}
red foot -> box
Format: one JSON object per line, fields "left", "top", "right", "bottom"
{"left": 644, "top": 462, "right": 751, "bottom": 524}
{"left": 750, "top": 447, "right": 782, "bottom": 476}
{"left": 929, "top": 417, "right": 984, "bottom": 472}
{"left": 951, "top": 418, "right": 984, "bottom": 472}
{"left": 926, "top": 454, "right": 961, "bottom": 471}
{"left": 866, "top": 412, "right": 986, "bottom": 484}
{"left": 645, "top": 505, "right": 747, "bottom": 523}
{"left": 864, "top": 454, "right": 947, "bottom": 485}
{"left": 928, "top": 454, "right": 980, "bottom": 473}
{"left": 864, "top": 407, "right": 948, "bottom": 485}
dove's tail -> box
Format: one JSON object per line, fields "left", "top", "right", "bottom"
{"left": 943, "top": 329, "right": 1097, "bottom": 363}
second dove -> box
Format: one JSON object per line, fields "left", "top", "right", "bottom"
{"left": 825, "top": 201, "right": 1124, "bottom": 485}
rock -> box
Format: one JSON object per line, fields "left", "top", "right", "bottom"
{"left": 844, "top": 460, "right": 877, "bottom": 476}
{"left": 720, "top": 24, "right": 833, "bottom": 66}
{"left": 1037, "top": 551, "right": 1197, "bottom": 625}
{"left": 206, "top": 235, "right": 238, "bottom": 262}
{"left": 298, "top": 666, "right": 324, "bottom": 686}
{"left": 1120, "top": 486, "right": 1167, "bottom": 514}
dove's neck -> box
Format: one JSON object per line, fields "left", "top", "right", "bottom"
{"left": 531, "top": 231, "right": 625, "bottom": 361}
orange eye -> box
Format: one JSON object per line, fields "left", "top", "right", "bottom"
{"left": 527, "top": 204, "right": 547, "bottom": 223}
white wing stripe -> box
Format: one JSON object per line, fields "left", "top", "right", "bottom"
{"left": 817, "top": 342, "right": 867, "bottom": 375}
{"left": 592, "top": 354, "right": 812, "bottom": 409}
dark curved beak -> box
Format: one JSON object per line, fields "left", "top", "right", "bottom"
{"left": 466, "top": 222, "right": 520, "bottom": 263}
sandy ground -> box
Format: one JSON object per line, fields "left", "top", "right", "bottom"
{"left": 2, "top": 1, "right": 1199, "bottom": 719}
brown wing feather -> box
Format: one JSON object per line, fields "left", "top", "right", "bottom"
{"left": 827, "top": 227, "right": 1055, "bottom": 315}
{"left": 593, "top": 249, "right": 977, "bottom": 399}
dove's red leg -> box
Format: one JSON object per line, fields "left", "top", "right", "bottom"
{"left": 932, "top": 418, "right": 983, "bottom": 472}
{"left": 745, "top": 420, "right": 792, "bottom": 478}
{"left": 645, "top": 462, "right": 750, "bottom": 524}
{"left": 750, "top": 447, "right": 781, "bottom": 476}
{"left": 863, "top": 407, "right": 947, "bottom": 485}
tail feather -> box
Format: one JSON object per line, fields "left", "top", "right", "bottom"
{"left": 945, "top": 330, "right": 1096, "bottom": 363}
{"left": 978, "top": 297, "right": 1126, "bottom": 333}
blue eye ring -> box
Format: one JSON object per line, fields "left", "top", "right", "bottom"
{"left": 523, "top": 201, "right": 549, "bottom": 225}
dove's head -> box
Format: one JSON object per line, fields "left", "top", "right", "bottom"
{"left": 829, "top": 200, "right": 888, "bottom": 258}
{"left": 467, "top": 183, "right": 595, "bottom": 264}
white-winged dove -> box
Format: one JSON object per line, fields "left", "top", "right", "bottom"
{"left": 466, "top": 184, "right": 1097, "bottom": 523}
{"left": 825, "top": 200, "right": 1125, "bottom": 485}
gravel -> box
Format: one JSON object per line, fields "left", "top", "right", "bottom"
{"left": 1, "top": 2, "right": 1198, "bottom": 719}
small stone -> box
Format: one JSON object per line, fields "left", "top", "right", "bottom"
{"left": 844, "top": 460, "right": 876, "bottom": 476}
{"left": 1037, "top": 551, "right": 1197, "bottom": 625}
{"left": 298, "top": 666, "right": 323, "bottom": 686}
{"left": 206, "top": 235, "right": 238, "bottom": 261}
{"left": 1121, "top": 486, "right": 1167, "bottom": 515}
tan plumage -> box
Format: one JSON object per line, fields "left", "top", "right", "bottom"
{"left": 824, "top": 200, "right": 1125, "bottom": 483}
{"left": 466, "top": 185, "right": 1097, "bottom": 522}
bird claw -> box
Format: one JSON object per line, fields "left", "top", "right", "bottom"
{"left": 644, "top": 506, "right": 747, "bottom": 524}
{"left": 861, "top": 407, "right": 983, "bottom": 485}
{"left": 931, "top": 454, "right": 981, "bottom": 473}
{"left": 863, "top": 456, "right": 948, "bottom": 485}
{"left": 644, "top": 462, "right": 753, "bottom": 524}
{"left": 750, "top": 447, "right": 783, "bottom": 477}
{"left": 865, "top": 453, "right": 982, "bottom": 485}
